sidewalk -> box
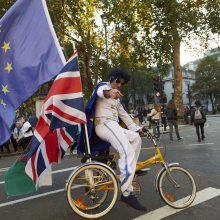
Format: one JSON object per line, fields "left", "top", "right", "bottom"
{"left": 0, "top": 146, "right": 23, "bottom": 158}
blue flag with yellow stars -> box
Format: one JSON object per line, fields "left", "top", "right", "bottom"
{"left": 0, "top": 0, "right": 66, "bottom": 145}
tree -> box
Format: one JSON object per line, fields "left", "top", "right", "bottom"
{"left": 137, "top": 0, "right": 220, "bottom": 115}
{"left": 99, "top": 0, "right": 152, "bottom": 68}
{"left": 48, "top": 0, "right": 107, "bottom": 98}
{"left": 192, "top": 56, "right": 220, "bottom": 114}
{"left": 0, "top": 0, "right": 15, "bottom": 18}
{"left": 124, "top": 67, "right": 155, "bottom": 108}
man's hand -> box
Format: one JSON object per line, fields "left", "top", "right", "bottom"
{"left": 138, "top": 128, "right": 144, "bottom": 135}
{"left": 104, "top": 89, "right": 123, "bottom": 99}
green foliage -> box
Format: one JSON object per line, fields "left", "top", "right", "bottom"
{"left": 192, "top": 56, "right": 220, "bottom": 113}
{"left": 192, "top": 56, "right": 220, "bottom": 93}
{"left": 2, "top": 0, "right": 220, "bottom": 113}
{"left": 122, "top": 67, "right": 155, "bottom": 107}
{"left": 0, "top": 0, "right": 16, "bottom": 18}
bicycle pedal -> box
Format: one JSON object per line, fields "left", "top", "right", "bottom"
{"left": 135, "top": 168, "right": 150, "bottom": 176}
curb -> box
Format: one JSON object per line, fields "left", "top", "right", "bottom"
{"left": 206, "top": 115, "right": 220, "bottom": 117}
{"left": 0, "top": 151, "right": 21, "bottom": 158}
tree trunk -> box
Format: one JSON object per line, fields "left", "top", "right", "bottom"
{"left": 83, "top": 54, "right": 94, "bottom": 93}
{"left": 210, "top": 93, "right": 215, "bottom": 114}
{"left": 78, "top": 43, "right": 94, "bottom": 96}
{"left": 173, "top": 35, "right": 183, "bottom": 117}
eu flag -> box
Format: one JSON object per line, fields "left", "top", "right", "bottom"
{"left": 0, "top": 0, "right": 66, "bottom": 145}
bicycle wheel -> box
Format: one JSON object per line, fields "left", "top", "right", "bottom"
{"left": 66, "top": 163, "right": 119, "bottom": 219}
{"left": 158, "top": 166, "right": 196, "bottom": 209}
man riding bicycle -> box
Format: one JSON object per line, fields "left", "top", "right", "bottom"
{"left": 78, "top": 68, "right": 147, "bottom": 211}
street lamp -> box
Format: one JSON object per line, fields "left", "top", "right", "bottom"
{"left": 101, "top": 13, "right": 109, "bottom": 70}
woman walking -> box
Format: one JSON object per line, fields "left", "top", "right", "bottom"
{"left": 150, "top": 104, "right": 161, "bottom": 137}
{"left": 167, "top": 100, "right": 182, "bottom": 141}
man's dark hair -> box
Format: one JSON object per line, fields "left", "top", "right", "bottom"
{"left": 195, "top": 100, "right": 202, "bottom": 107}
{"left": 109, "top": 68, "right": 131, "bottom": 84}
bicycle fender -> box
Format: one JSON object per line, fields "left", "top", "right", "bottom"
{"left": 65, "top": 162, "right": 117, "bottom": 191}
{"left": 154, "top": 163, "right": 180, "bottom": 192}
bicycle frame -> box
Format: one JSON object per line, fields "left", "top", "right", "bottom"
{"left": 136, "top": 145, "right": 165, "bottom": 171}
{"left": 135, "top": 133, "right": 181, "bottom": 190}
{"left": 67, "top": 130, "right": 180, "bottom": 193}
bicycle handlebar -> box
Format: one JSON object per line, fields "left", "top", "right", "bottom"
{"left": 141, "top": 126, "right": 158, "bottom": 142}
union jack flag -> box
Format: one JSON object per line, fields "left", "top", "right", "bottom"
{"left": 25, "top": 53, "right": 86, "bottom": 187}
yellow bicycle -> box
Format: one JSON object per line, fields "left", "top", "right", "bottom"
{"left": 66, "top": 129, "right": 197, "bottom": 219}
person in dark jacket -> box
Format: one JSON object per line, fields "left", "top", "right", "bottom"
{"left": 191, "top": 100, "right": 206, "bottom": 142}
{"left": 161, "top": 104, "right": 167, "bottom": 131}
{"left": 0, "top": 139, "right": 11, "bottom": 153}
{"left": 167, "top": 100, "right": 182, "bottom": 141}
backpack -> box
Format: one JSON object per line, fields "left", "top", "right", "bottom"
{"left": 194, "top": 109, "right": 202, "bottom": 120}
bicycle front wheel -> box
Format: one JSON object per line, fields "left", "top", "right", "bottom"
{"left": 66, "top": 163, "right": 119, "bottom": 219}
{"left": 158, "top": 166, "right": 196, "bottom": 209}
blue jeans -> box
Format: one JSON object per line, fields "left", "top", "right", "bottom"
{"left": 152, "top": 119, "right": 160, "bottom": 137}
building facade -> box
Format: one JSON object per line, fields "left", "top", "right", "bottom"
{"left": 163, "top": 47, "right": 220, "bottom": 110}
{"left": 163, "top": 63, "right": 196, "bottom": 107}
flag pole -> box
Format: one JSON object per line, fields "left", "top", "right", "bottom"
{"left": 72, "top": 46, "right": 91, "bottom": 161}
{"left": 84, "top": 124, "right": 92, "bottom": 162}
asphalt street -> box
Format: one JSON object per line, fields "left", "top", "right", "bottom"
{"left": 0, "top": 116, "right": 220, "bottom": 220}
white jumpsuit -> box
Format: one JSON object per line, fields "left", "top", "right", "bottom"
{"left": 95, "top": 83, "right": 142, "bottom": 196}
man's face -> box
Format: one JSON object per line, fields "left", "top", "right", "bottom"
{"left": 111, "top": 77, "right": 125, "bottom": 91}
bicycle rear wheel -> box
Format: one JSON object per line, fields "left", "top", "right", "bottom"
{"left": 66, "top": 163, "right": 119, "bottom": 219}
{"left": 158, "top": 166, "right": 196, "bottom": 209}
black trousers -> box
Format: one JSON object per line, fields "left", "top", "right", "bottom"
{"left": 195, "top": 123, "right": 204, "bottom": 139}
{"left": 0, "top": 140, "right": 10, "bottom": 153}
{"left": 20, "top": 136, "right": 32, "bottom": 150}
{"left": 11, "top": 135, "right": 18, "bottom": 152}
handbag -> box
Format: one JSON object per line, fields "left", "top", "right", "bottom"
{"left": 147, "top": 115, "right": 152, "bottom": 122}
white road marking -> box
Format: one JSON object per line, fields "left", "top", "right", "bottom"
{"left": 52, "top": 166, "right": 76, "bottom": 174}
{"left": 0, "top": 167, "right": 76, "bottom": 185}
{"left": 0, "top": 184, "right": 86, "bottom": 208}
{"left": 0, "top": 167, "right": 10, "bottom": 173}
{"left": 189, "top": 143, "right": 214, "bottom": 146}
{"left": 0, "top": 188, "right": 65, "bottom": 208}
{"left": 0, "top": 186, "right": 219, "bottom": 216}
{"left": 133, "top": 187, "right": 220, "bottom": 220}
{"left": 142, "top": 147, "right": 164, "bottom": 150}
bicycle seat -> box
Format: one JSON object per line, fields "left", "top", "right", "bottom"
{"left": 80, "top": 151, "right": 117, "bottom": 170}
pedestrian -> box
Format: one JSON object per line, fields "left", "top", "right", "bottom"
{"left": 0, "top": 139, "right": 11, "bottom": 153}
{"left": 147, "top": 105, "right": 152, "bottom": 129}
{"left": 192, "top": 100, "right": 206, "bottom": 142}
{"left": 166, "top": 100, "right": 182, "bottom": 141}
{"left": 28, "top": 114, "right": 38, "bottom": 128}
{"left": 19, "top": 116, "right": 33, "bottom": 150}
{"left": 138, "top": 107, "right": 143, "bottom": 125}
{"left": 78, "top": 68, "right": 147, "bottom": 211}
{"left": 161, "top": 104, "right": 167, "bottom": 131}
{"left": 183, "top": 106, "right": 190, "bottom": 124}
{"left": 10, "top": 132, "right": 18, "bottom": 153}
{"left": 142, "top": 105, "right": 148, "bottom": 124}
{"left": 12, "top": 120, "right": 23, "bottom": 152}
{"left": 150, "top": 104, "right": 161, "bottom": 137}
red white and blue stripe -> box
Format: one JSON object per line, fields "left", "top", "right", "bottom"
{"left": 25, "top": 53, "right": 86, "bottom": 187}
